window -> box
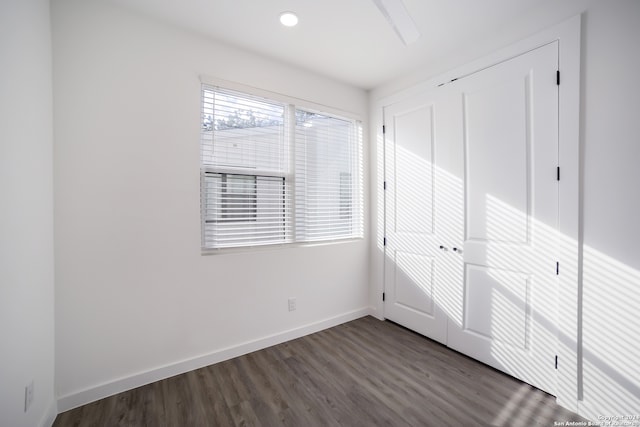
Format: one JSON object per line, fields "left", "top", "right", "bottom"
{"left": 200, "top": 84, "right": 362, "bottom": 250}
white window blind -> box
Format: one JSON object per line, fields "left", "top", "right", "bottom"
{"left": 294, "top": 110, "right": 363, "bottom": 242}
{"left": 200, "top": 84, "right": 362, "bottom": 250}
{"left": 201, "top": 87, "right": 292, "bottom": 248}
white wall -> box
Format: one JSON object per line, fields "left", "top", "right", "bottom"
{"left": 52, "top": 0, "right": 370, "bottom": 410}
{"left": 370, "top": 0, "right": 640, "bottom": 419}
{"left": 578, "top": 0, "right": 640, "bottom": 419}
{"left": 0, "top": 0, "right": 57, "bottom": 426}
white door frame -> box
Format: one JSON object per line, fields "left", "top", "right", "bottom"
{"left": 371, "top": 15, "right": 581, "bottom": 412}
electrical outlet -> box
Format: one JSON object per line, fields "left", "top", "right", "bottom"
{"left": 24, "top": 381, "right": 34, "bottom": 412}
{"left": 288, "top": 297, "right": 296, "bottom": 312}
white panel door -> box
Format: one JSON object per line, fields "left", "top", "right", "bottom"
{"left": 446, "top": 42, "right": 559, "bottom": 395}
{"left": 383, "top": 41, "right": 559, "bottom": 395}
{"left": 383, "top": 91, "right": 463, "bottom": 345}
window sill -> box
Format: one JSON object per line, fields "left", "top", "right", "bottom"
{"left": 200, "top": 236, "right": 364, "bottom": 256}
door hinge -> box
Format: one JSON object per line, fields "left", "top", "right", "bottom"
{"left": 383, "top": 181, "right": 387, "bottom": 190}
{"left": 555, "top": 355, "right": 558, "bottom": 369}
{"left": 557, "top": 166, "right": 560, "bottom": 181}
{"left": 383, "top": 237, "right": 387, "bottom": 246}
{"left": 556, "top": 261, "right": 560, "bottom": 275}
{"left": 382, "top": 292, "right": 386, "bottom": 302}
{"left": 556, "top": 70, "right": 560, "bottom": 85}
{"left": 382, "top": 125, "right": 386, "bottom": 134}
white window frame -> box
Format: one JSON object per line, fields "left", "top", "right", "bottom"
{"left": 200, "top": 77, "right": 364, "bottom": 253}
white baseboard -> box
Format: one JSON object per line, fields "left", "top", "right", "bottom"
{"left": 57, "top": 308, "right": 372, "bottom": 413}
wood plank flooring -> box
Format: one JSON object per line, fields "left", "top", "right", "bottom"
{"left": 53, "top": 316, "right": 586, "bottom": 426}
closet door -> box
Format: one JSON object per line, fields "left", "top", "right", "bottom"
{"left": 383, "top": 90, "right": 463, "bottom": 344}
{"left": 446, "top": 41, "right": 559, "bottom": 395}
{"left": 383, "top": 41, "right": 559, "bottom": 395}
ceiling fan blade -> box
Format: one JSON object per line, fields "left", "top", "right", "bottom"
{"left": 372, "top": 0, "right": 421, "bottom": 45}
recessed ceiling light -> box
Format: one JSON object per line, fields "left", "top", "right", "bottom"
{"left": 279, "top": 11, "right": 298, "bottom": 27}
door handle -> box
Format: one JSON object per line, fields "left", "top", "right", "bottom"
{"left": 439, "top": 245, "right": 447, "bottom": 250}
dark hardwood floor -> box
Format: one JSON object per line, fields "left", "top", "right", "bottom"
{"left": 54, "top": 316, "right": 586, "bottom": 426}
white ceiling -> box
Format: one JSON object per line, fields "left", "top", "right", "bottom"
{"left": 108, "top": 0, "right": 562, "bottom": 90}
